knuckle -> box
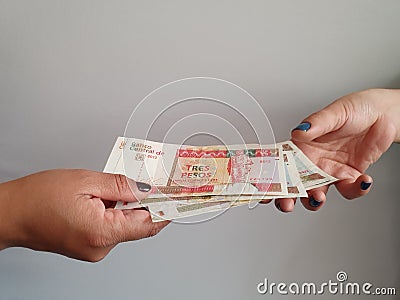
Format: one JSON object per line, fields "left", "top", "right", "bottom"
{"left": 114, "top": 174, "right": 129, "bottom": 197}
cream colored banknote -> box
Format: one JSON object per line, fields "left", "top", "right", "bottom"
{"left": 149, "top": 199, "right": 252, "bottom": 222}
{"left": 104, "top": 137, "right": 288, "bottom": 210}
{"left": 282, "top": 151, "right": 308, "bottom": 197}
{"left": 147, "top": 152, "right": 308, "bottom": 222}
{"left": 103, "top": 137, "right": 336, "bottom": 219}
{"left": 139, "top": 151, "right": 307, "bottom": 205}
{"left": 278, "top": 141, "right": 337, "bottom": 189}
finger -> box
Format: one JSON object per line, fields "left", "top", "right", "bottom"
{"left": 92, "top": 172, "right": 152, "bottom": 203}
{"left": 104, "top": 209, "right": 170, "bottom": 243}
{"left": 291, "top": 100, "right": 347, "bottom": 142}
{"left": 300, "top": 186, "right": 328, "bottom": 211}
{"left": 335, "top": 174, "right": 373, "bottom": 200}
{"left": 275, "top": 198, "right": 296, "bottom": 213}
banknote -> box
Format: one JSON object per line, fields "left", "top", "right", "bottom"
{"left": 115, "top": 194, "right": 268, "bottom": 209}
{"left": 148, "top": 199, "right": 251, "bottom": 222}
{"left": 134, "top": 151, "right": 306, "bottom": 206}
{"left": 278, "top": 141, "right": 337, "bottom": 189}
{"left": 105, "top": 137, "right": 288, "bottom": 202}
{"left": 282, "top": 151, "right": 308, "bottom": 197}
{"left": 104, "top": 137, "right": 337, "bottom": 220}
{"left": 146, "top": 153, "right": 308, "bottom": 221}
{"left": 140, "top": 194, "right": 270, "bottom": 205}
{"left": 149, "top": 201, "right": 230, "bottom": 222}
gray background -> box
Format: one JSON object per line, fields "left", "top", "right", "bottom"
{"left": 1, "top": 1, "right": 400, "bottom": 299}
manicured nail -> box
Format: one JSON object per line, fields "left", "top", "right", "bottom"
{"left": 309, "top": 196, "right": 322, "bottom": 207}
{"left": 275, "top": 202, "right": 282, "bottom": 212}
{"left": 360, "top": 182, "right": 372, "bottom": 190}
{"left": 292, "top": 122, "right": 311, "bottom": 132}
{"left": 136, "top": 181, "right": 152, "bottom": 192}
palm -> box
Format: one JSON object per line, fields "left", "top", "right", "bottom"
{"left": 295, "top": 116, "right": 393, "bottom": 183}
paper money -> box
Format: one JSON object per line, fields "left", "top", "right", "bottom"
{"left": 282, "top": 151, "right": 308, "bottom": 198}
{"left": 103, "top": 137, "right": 337, "bottom": 221}
{"left": 146, "top": 154, "right": 307, "bottom": 222}
{"left": 132, "top": 151, "right": 308, "bottom": 223}
{"left": 149, "top": 201, "right": 240, "bottom": 222}
{"left": 278, "top": 141, "right": 337, "bottom": 189}
{"left": 105, "top": 137, "right": 288, "bottom": 202}
{"left": 157, "top": 143, "right": 288, "bottom": 197}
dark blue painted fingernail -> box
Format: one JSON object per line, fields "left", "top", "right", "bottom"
{"left": 275, "top": 202, "right": 282, "bottom": 212}
{"left": 309, "top": 196, "right": 322, "bottom": 207}
{"left": 360, "top": 182, "right": 372, "bottom": 190}
{"left": 136, "top": 181, "right": 152, "bottom": 192}
{"left": 292, "top": 122, "right": 311, "bottom": 132}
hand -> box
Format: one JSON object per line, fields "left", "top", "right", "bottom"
{"left": 0, "top": 169, "right": 169, "bottom": 262}
{"left": 276, "top": 88, "right": 400, "bottom": 212}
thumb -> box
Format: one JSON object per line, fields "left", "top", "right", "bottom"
{"left": 291, "top": 99, "right": 348, "bottom": 142}
{"left": 104, "top": 209, "right": 170, "bottom": 244}
{"left": 91, "top": 172, "right": 152, "bottom": 203}
{"left": 121, "top": 209, "right": 170, "bottom": 241}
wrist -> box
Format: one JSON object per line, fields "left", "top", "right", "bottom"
{"left": 0, "top": 179, "right": 27, "bottom": 250}
{"left": 367, "top": 88, "right": 400, "bottom": 143}
{"left": 0, "top": 182, "right": 12, "bottom": 249}
{"left": 382, "top": 89, "right": 400, "bottom": 143}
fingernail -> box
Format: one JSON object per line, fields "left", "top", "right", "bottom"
{"left": 309, "top": 196, "right": 322, "bottom": 207}
{"left": 360, "top": 182, "right": 372, "bottom": 190}
{"left": 292, "top": 122, "right": 311, "bottom": 132}
{"left": 136, "top": 181, "right": 152, "bottom": 192}
{"left": 275, "top": 202, "right": 282, "bottom": 212}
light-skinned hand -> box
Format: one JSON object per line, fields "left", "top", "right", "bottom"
{"left": 275, "top": 88, "right": 400, "bottom": 212}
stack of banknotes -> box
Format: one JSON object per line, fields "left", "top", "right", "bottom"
{"left": 104, "top": 137, "right": 337, "bottom": 222}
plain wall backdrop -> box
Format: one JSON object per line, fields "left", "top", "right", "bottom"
{"left": 1, "top": 1, "right": 400, "bottom": 299}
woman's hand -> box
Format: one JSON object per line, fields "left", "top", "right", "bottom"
{"left": 0, "top": 169, "right": 169, "bottom": 262}
{"left": 277, "top": 89, "right": 400, "bottom": 212}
